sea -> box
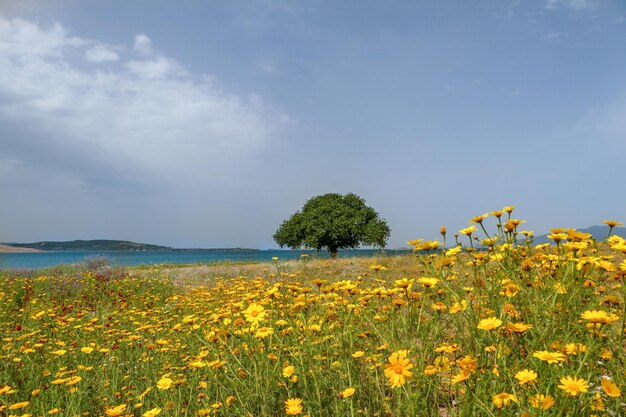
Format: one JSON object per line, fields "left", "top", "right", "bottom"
{"left": 0, "top": 249, "right": 410, "bottom": 270}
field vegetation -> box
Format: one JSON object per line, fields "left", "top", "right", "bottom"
{"left": 1, "top": 209, "right": 625, "bottom": 416}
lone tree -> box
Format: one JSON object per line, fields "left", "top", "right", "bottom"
{"left": 273, "top": 193, "right": 390, "bottom": 258}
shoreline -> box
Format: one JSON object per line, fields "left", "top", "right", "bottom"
{"left": 0, "top": 244, "right": 44, "bottom": 253}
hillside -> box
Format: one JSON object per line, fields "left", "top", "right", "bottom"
{"left": 8, "top": 240, "right": 172, "bottom": 251}
{"left": 532, "top": 225, "right": 626, "bottom": 245}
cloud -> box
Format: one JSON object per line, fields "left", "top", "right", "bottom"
{"left": 545, "top": 32, "right": 563, "bottom": 41}
{"left": 0, "top": 17, "right": 85, "bottom": 58}
{"left": 133, "top": 33, "right": 153, "bottom": 55}
{"left": 545, "top": 0, "right": 597, "bottom": 10}
{"left": 126, "top": 56, "right": 186, "bottom": 79}
{"left": 0, "top": 17, "right": 288, "bottom": 189}
{"left": 85, "top": 44, "right": 120, "bottom": 62}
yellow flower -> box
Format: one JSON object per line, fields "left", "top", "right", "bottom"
{"left": 492, "top": 392, "right": 517, "bottom": 408}
{"left": 143, "top": 407, "right": 162, "bottom": 417}
{"left": 413, "top": 240, "right": 441, "bottom": 251}
{"left": 339, "top": 387, "right": 355, "bottom": 398}
{"left": 470, "top": 213, "right": 489, "bottom": 224}
{"left": 80, "top": 347, "right": 94, "bottom": 354}
{"left": 445, "top": 246, "right": 462, "bottom": 256}
{"left": 424, "top": 365, "right": 438, "bottom": 376}
{"left": 601, "top": 379, "right": 621, "bottom": 397}
{"left": 449, "top": 300, "right": 468, "bottom": 314}
{"left": 602, "top": 220, "right": 623, "bottom": 227}
{"left": 384, "top": 350, "right": 413, "bottom": 388}
{"left": 417, "top": 277, "right": 439, "bottom": 288}
{"left": 476, "top": 317, "right": 502, "bottom": 331}
{"left": 457, "top": 355, "right": 476, "bottom": 372}
{"left": 284, "top": 398, "right": 303, "bottom": 415}
{"left": 282, "top": 365, "right": 295, "bottom": 378}
{"left": 368, "top": 264, "right": 386, "bottom": 271}
{"left": 505, "top": 322, "right": 533, "bottom": 333}
{"left": 592, "top": 392, "right": 605, "bottom": 411}
{"left": 48, "top": 409, "right": 61, "bottom": 415}
{"left": 530, "top": 394, "right": 555, "bottom": 410}
{"left": 581, "top": 310, "right": 619, "bottom": 324}
{"left": 433, "top": 355, "right": 451, "bottom": 372}
{"left": 156, "top": 377, "right": 173, "bottom": 390}
{"left": 65, "top": 376, "right": 82, "bottom": 386}
{"left": 351, "top": 351, "right": 365, "bottom": 358}
{"left": 105, "top": 404, "right": 128, "bottom": 417}
{"left": 254, "top": 326, "right": 274, "bottom": 339}
{"left": 9, "top": 402, "right": 30, "bottom": 410}
{"left": 394, "top": 278, "right": 413, "bottom": 289}
{"left": 50, "top": 349, "right": 66, "bottom": 356}
{"left": 459, "top": 226, "right": 476, "bottom": 236}
{"left": 188, "top": 360, "right": 208, "bottom": 369}
{"left": 482, "top": 237, "right": 499, "bottom": 247}
{"left": 514, "top": 369, "right": 538, "bottom": 385}
{"left": 243, "top": 303, "right": 267, "bottom": 325}
{"left": 532, "top": 350, "right": 566, "bottom": 364}
{"left": 563, "top": 343, "right": 587, "bottom": 355}
{"left": 558, "top": 376, "right": 589, "bottom": 396}
{"left": 431, "top": 302, "right": 447, "bottom": 312}
{"left": 450, "top": 370, "right": 470, "bottom": 384}
{"left": 547, "top": 233, "right": 568, "bottom": 243}
{"left": 435, "top": 343, "right": 460, "bottom": 354}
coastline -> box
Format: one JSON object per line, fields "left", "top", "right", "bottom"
{"left": 0, "top": 248, "right": 407, "bottom": 269}
{"left": 0, "top": 244, "right": 43, "bottom": 253}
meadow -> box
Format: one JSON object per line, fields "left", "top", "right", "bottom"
{"left": 1, "top": 209, "right": 625, "bottom": 416}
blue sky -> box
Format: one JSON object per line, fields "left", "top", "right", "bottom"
{"left": 1, "top": 0, "right": 625, "bottom": 249}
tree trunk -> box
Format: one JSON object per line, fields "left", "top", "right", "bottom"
{"left": 330, "top": 248, "right": 338, "bottom": 259}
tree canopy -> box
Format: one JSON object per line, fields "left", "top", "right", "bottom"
{"left": 273, "top": 193, "right": 390, "bottom": 258}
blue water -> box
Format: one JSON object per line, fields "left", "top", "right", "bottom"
{"left": 0, "top": 249, "right": 409, "bottom": 270}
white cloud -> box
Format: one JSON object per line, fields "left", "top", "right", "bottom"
{"left": 133, "top": 33, "right": 153, "bottom": 55}
{"left": 126, "top": 56, "right": 186, "bottom": 79}
{"left": 85, "top": 44, "right": 120, "bottom": 62}
{"left": 545, "top": 32, "right": 563, "bottom": 41}
{"left": 0, "top": 18, "right": 85, "bottom": 58}
{"left": 546, "top": 0, "right": 597, "bottom": 10}
{"left": 0, "top": 17, "right": 288, "bottom": 188}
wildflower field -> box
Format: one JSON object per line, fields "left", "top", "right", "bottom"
{"left": 2, "top": 209, "right": 626, "bottom": 416}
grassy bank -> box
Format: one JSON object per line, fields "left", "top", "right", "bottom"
{"left": 1, "top": 213, "right": 625, "bottom": 416}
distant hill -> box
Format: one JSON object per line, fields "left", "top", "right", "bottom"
{"left": 9, "top": 239, "right": 172, "bottom": 251}
{"left": 532, "top": 225, "right": 626, "bottom": 245}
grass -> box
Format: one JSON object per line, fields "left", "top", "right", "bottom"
{"left": 1, "top": 211, "right": 625, "bottom": 416}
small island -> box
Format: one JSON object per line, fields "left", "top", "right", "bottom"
{"left": 5, "top": 239, "right": 172, "bottom": 251}
{"left": 1, "top": 240, "right": 262, "bottom": 252}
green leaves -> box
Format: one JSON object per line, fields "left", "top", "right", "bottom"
{"left": 273, "top": 193, "right": 390, "bottom": 257}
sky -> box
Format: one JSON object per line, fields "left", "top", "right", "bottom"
{"left": 1, "top": 0, "right": 625, "bottom": 249}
